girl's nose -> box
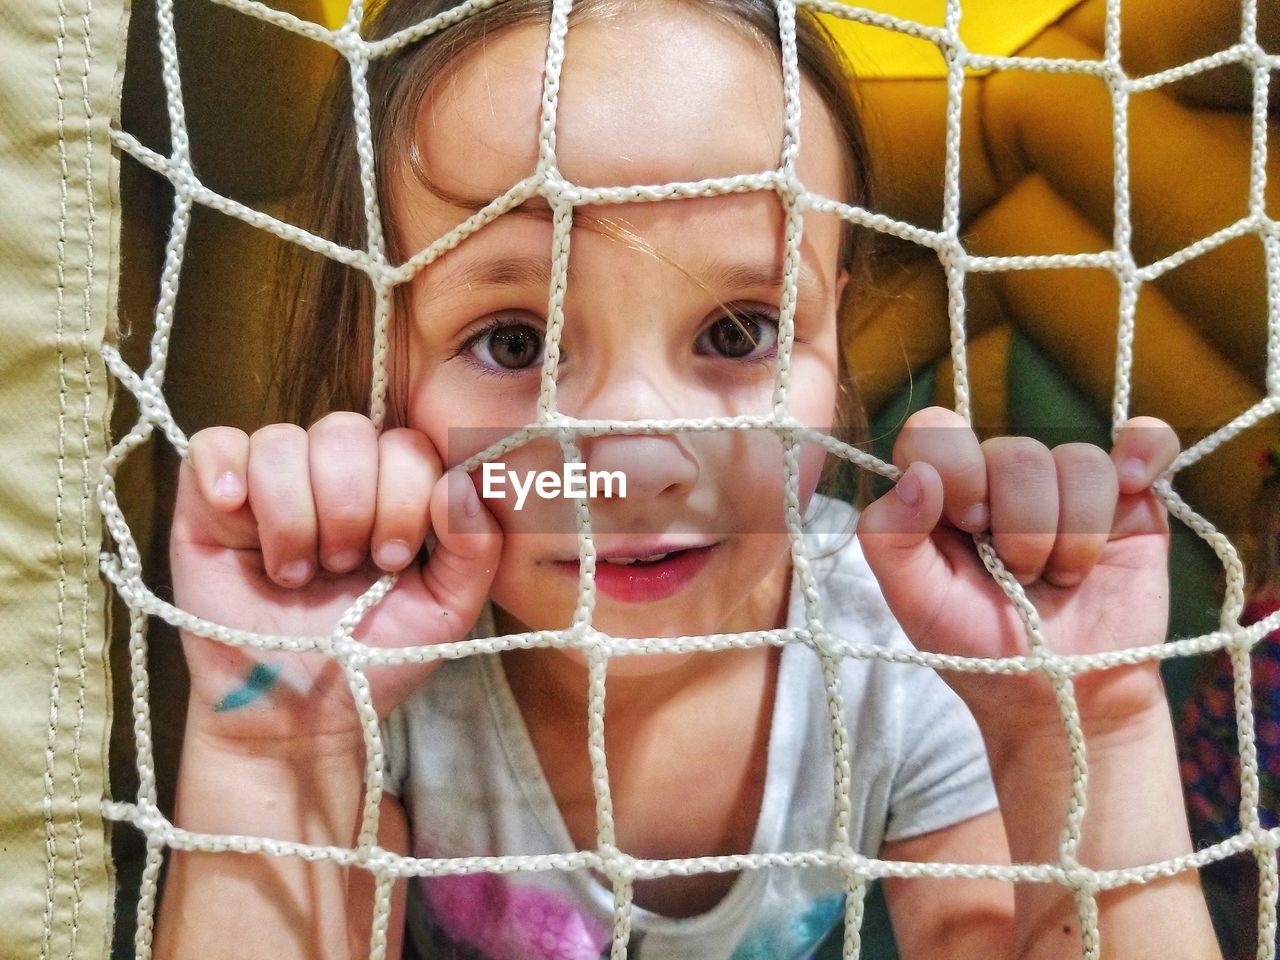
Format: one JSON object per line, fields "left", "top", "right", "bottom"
{"left": 569, "top": 366, "right": 700, "bottom": 505}
{"left": 582, "top": 432, "right": 699, "bottom": 504}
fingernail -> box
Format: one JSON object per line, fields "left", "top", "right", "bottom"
{"left": 375, "top": 539, "right": 413, "bottom": 570}
{"left": 326, "top": 550, "right": 363, "bottom": 573}
{"left": 1119, "top": 457, "right": 1146, "bottom": 487}
{"left": 214, "top": 471, "right": 242, "bottom": 500}
{"left": 896, "top": 467, "right": 922, "bottom": 508}
{"left": 960, "top": 502, "right": 989, "bottom": 531}
{"left": 277, "top": 560, "right": 312, "bottom": 586}
{"left": 449, "top": 471, "right": 483, "bottom": 527}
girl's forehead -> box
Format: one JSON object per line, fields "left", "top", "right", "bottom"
{"left": 411, "top": 5, "right": 845, "bottom": 204}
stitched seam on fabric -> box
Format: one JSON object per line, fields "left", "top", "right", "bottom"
{"left": 68, "top": 0, "right": 102, "bottom": 949}
{"left": 43, "top": 0, "right": 79, "bottom": 952}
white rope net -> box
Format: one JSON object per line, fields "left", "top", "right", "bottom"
{"left": 99, "top": 0, "right": 1280, "bottom": 957}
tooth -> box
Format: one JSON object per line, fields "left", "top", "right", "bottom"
{"left": 604, "top": 552, "right": 671, "bottom": 566}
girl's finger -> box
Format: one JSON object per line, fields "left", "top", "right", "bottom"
{"left": 309, "top": 412, "right": 380, "bottom": 574}
{"left": 982, "top": 436, "right": 1058, "bottom": 585}
{"left": 188, "top": 426, "right": 250, "bottom": 511}
{"left": 1043, "top": 443, "right": 1118, "bottom": 587}
{"left": 171, "top": 458, "right": 260, "bottom": 553}
{"left": 892, "top": 406, "right": 990, "bottom": 532}
{"left": 420, "top": 470, "right": 503, "bottom": 642}
{"left": 248, "top": 423, "right": 318, "bottom": 587}
{"left": 1111, "top": 416, "right": 1181, "bottom": 494}
{"left": 859, "top": 460, "right": 972, "bottom": 648}
{"left": 372, "top": 428, "right": 442, "bottom": 572}
{"left": 857, "top": 460, "right": 946, "bottom": 553}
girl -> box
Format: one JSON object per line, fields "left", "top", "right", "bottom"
{"left": 156, "top": 1, "right": 1220, "bottom": 958}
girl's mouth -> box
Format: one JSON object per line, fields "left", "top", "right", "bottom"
{"left": 553, "top": 544, "right": 719, "bottom": 603}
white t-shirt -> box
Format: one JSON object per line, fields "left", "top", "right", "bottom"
{"left": 383, "top": 495, "right": 997, "bottom": 960}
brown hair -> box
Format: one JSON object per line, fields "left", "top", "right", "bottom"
{"left": 273, "top": 0, "right": 874, "bottom": 485}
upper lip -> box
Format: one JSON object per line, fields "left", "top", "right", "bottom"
{"left": 552, "top": 539, "right": 719, "bottom": 563}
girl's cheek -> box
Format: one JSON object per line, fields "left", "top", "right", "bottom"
{"left": 404, "top": 369, "right": 532, "bottom": 467}
{"left": 470, "top": 441, "right": 583, "bottom": 535}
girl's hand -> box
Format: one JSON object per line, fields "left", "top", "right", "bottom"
{"left": 857, "top": 407, "right": 1180, "bottom": 747}
{"left": 169, "top": 412, "right": 502, "bottom": 757}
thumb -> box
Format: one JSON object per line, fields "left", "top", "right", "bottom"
{"left": 856, "top": 461, "right": 949, "bottom": 613}
{"left": 420, "top": 469, "right": 503, "bottom": 642}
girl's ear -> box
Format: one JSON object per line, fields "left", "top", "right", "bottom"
{"left": 835, "top": 267, "right": 851, "bottom": 306}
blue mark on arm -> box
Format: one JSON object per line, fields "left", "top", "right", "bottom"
{"left": 212, "top": 662, "right": 283, "bottom": 712}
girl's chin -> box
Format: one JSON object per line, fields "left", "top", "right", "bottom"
{"left": 491, "top": 593, "right": 743, "bottom": 644}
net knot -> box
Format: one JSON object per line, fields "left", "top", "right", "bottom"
{"left": 361, "top": 845, "right": 403, "bottom": 877}
{"left": 1057, "top": 859, "right": 1101, "bottom": 896}
{"left": 1248, "top": 823, "right": 1279, "bottom": 854}
{"left": 1102, "top": 61, "right": 1130, "bottom": 94}
{"left": 937, "top": 237, "right": 968, "bottom": 270}
{"left": 829, "top": 842, "right": 865, "bottom": 872}
{"left": 331, "top": 24, "right": 366, "bottom": 62}
{"left": 773, "top": 174, "right": 808, "bottom": 209}
{"left": 538, "top": 171, "right": 573, "bottom": 204}
{"left": 938, "top": 35, "right": 968, "bottom": 66}
{"left": 367, "top": 261, "right": 398, "bottom": 290}
{"left": 1242, "top": 40, "right": 1270, "bottom": 71}
{"left": 597, "top": 847, "right": 636, "bottom": 882}
{"left": 806, "top": 625, "right": 838, "bottom": 658}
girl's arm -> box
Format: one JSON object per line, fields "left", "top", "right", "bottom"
{"left": 881, "top": 810, "right": 1014, "bottom": 959}
{"left": 858, "top": 408, "right": 1221, "bottom": 960}
{"left": 155, "top": 733, "right": 410, "bottom": 960}
{"left": 158, "top": 417, "right": 501, "bottom": 959}
{"left": 882, "top": 710, "right": 1217, "bottom": 960}
{"left": 880, "top": 701, "right": 1218, "bottom": 957}
{"left": 989, "top": 696, "right": 1217, "bottom": 960}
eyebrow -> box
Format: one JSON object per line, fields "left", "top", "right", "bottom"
{"left": 450, "top": 251, "right": 825, "bottom": 303}
{"left": 706, "top": 259, "right": 829, "bottom": 305}
{"left": 455, "top": 255, "right": 556, "bottom": 291}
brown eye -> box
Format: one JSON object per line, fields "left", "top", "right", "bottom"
{"left": 472, "top": 322, "right": 545, "bottom": 371}
{"left": 695, "top": 311, "right": 779, "bottom": 361}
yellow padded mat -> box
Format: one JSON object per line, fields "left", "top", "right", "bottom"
{"left": 819, "top": 0, "right": 1088, "bottom": 76}
{"left": 318, "top": 0, "right": 1087, "bottom": 76}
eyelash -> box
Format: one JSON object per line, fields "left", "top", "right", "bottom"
{"left": 694, "top": 306, "right": 782, "bottom": 365}
{"left": 452, "top": 314, "right": 546, "bottom": 379}
{"left": 451, "top": 304, "right": 787, "bottom": 377}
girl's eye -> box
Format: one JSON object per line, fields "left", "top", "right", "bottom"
{"left": 464, "top": 320, "right": 545, "bottom": 372}
{"left": 695, "top": 310, "right": 779, "bottom": 361}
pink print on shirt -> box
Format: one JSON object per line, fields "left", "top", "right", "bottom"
{"left": 422, "top": 873, "right": 613, "bottom": 960}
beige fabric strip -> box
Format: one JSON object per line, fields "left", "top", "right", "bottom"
{"left": 0, "top": 0, "right": 126, "bottom": 957}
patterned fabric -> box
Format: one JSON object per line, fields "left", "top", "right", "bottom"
{"left": 1178, "top": 598, "right": 1280, "bottom": 844}
{"left": 421, "top": 875, "right": 611, "bottom": 960}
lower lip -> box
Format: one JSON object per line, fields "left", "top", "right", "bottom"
{"left": 555, "top": 545, "right": 718, "bottom": 603}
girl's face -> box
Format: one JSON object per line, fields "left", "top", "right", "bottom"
{"left": 393, "top": 4, "right": 849, "bottom": 649}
